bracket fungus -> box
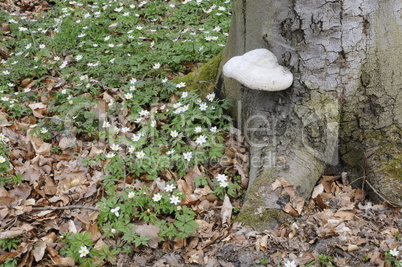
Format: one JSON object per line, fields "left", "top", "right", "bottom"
{"left": 223, "top": 48, "right": 293, "bottom": 91}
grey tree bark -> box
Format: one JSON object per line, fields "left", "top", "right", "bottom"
{"left": 218, "top": 0, "right": 402, "bottom": 230}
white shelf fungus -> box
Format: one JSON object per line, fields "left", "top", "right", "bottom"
{"left": 223, "top": 48, "right": 293, "bottom": 91}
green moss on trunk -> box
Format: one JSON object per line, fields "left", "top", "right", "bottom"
{"left": 172, "top": 52, "right": 222, "bottom": 97}
{"left": 236, "top": 207, "right": 290, "bottom": 232}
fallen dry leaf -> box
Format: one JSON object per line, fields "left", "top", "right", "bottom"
{"left": 28, "top": 102, "right": 48, "bottom": 118}
{"left": 0, "top": 252, "right": 18, "bottom": 265}
{"left": 311, "top": 184, "right": 324, "bottom": 198}
{"left": 283, "top": 202, "right": 298, "bottom": 216}
{"left": 334, "top": 210, "right": 355, "bottom": 220}
{"left": 220, "top": 194, "right": 233, "bottom": 225}
{"left": 88, "top": 224, "right": 102, "bottom": 242}
{"left": 0, "top": 230, "right": 24, "bottom": 239}
{"left": 135, "top": 224, "right": 161, "bottom": 249}
{"left": 30, "top": 136, "right": 51, "bottom": 156}
{"left": 32, "top": 240, "right": 46, "bottom": 262}
{"left": 49, "top": 255, "right": 75, "bottom": 266}
{"left": 271, "top": 179, "right": 282, "bottom": 191}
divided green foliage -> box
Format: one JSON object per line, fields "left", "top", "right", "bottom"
{"left": 0, "top": 1, "right": 242, "bottom": 266}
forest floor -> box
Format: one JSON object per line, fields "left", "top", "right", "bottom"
{"left": 109, "top": 169, "right": 402, "bottom": 267}
{"left": 2, "top": 125, "right": 401, "bottom": 267}
{"left": 0, "top": 1, "right": 401, "bottom": 267}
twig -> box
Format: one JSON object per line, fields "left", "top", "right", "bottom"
{"left": 358, "top": 152, "right": 368, "bottom": 202}
{"left": 350, "top": 176, "right": 399, "bottom": 207}
{"left": 31, "top": 205, "right": 99, "bottom": 211}
{"left": 349, "top": 176, "right": 365, "bottom": 185}
{"left": 363, "top": 180, "right": 400, "bottom": 207}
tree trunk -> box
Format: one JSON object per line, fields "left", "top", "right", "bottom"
{"left": 218, "top": 0, "right": 402, "bottom": 231}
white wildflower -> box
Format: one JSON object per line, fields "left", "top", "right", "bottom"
{"left": 195, "top": 135, "right": 207, "bottom": 145}
{"left": 390, "top": 249, "right": 399, "bottom": 257}
{"left": 124, "top": 93, "right": 133, "bottom": 100}
{"left": 136, "top": 150, "right": 145, "bottom": 159}
{"left": 170, "top": 195, "right": 181, "bottom": 205}
{"left": 216, "top": 174, "right": 228, "bottom": 183}
{"left": 78, "top": 246, "right": 89, "bottom": 257}
{"left": 183, "top": 152, "right": 192, "bottom": 161}
{"left": 175, "top": 82, "right": 186, "bottom": 88}
{"left": 152, "top": 193, "right": 162, "bottom": 202}
{"left": 206, "top": 92, "right": 215, "bottom": 102}
{"left": 110, "top": 144, "right": 120, "bottom": 151}
{"left": 170, "top": 130, "right": 179, "bottom": 138}
{"left": 165, "top": 184, "right": 176, "bottom": 192}
{"left": 110, "top": 206, "right": 120, "bottom": 216}
{"left": 105, "top": 152, "right": 115, "bottom": 158}
{"left": 284, "top": 260, "right": 297, "bottom": 267}
{"left": 199, "top": 102, "right": 208, "bottom": 111}
{"left": 219, "top": 180, "right": 228, "bottom": 188}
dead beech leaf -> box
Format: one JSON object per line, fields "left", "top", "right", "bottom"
{"left": 88, "top": 224, "right": 102, "bottom": 242}
{"left": 43, "top": 176, "right": 57, "bottom": 195}
{"left": 59, "top": 136, "right": 76, "bottom": 150}
{"left": 186, "top": 249, "right": 204, "bottom": 264}
{"left": 0, "top": 186, "right": 13, "bottom": 206}
{"left": 0, "top": 252, "right": 18, "bottom": 264}
{"left": 0, "top": 230, "right": 24, "bottom": 239}
{"left": 9, "top": 183, "right": 31, "bottom": 201}
{"left": 183, "top": 166, "right": 202, "bottom": 190}
{"left": 94, "top": 239, "right": 106, "bottom": 251}
{"left": 315, "top": 209, "right": 334, "bottom": 224}
{"left": 321, "top": 176, "right": 340, "bottom": 193}
{"left": 135, "top": 224, "right": 161, "bottom": 248}
{"left": 20, "top": 78, "right": 34, "bottom": 88}
{"left": 49, "top": 255, "right": 75, "bottom": 266}
{"left": 1, "top": 23, "right": 11, "bottom": 33}
{"left": 311, "top": 184, "right": 324, "bottom": 198}
{"left": 28, "top": 102, "right": 48, "bottom": 118}
{"left": 283, "top": 202, "right": 298, "bottom": 216}
{"left": 315, "top": 194, "right": 329, "bottom": 209}
{"left": 41, "top": 232, "right": 57, "bottom": 243}
{"left": 271, "top": 179, "right": 282, "bottom": 191}
{"left": 283, "top": 184, "right": 295, "bottom": 199}
{"left": 67, "top": 220, "right": 77, "bottom": 233}
{"left": 30, "top": 136, "right": 51, "bottom": 156}
{"left": 293, "top": 196, "right": 305, "bottom": 215}
{"left": 194, "top": 186, "right": 213, "bottom": 196}
{"left": 0, "top": 208, "right": 9, "bottom": 221}
{"left": 255, "top": 235, "right": 268, "bottom": 252}
{"left": 234, "top": 163, "right": 248, "bottom": 188}
{"left": 221, "top": 194, "right": 233, "bottom": 225}
{"left": 348, "top": 244, "right": 359, "bottom": 251}
{"left": 370, "top": 251, "right": 384, "bottom": 266}
{"left": 177, "top": 179, "right": 198, "bottom": 205}
{"left": 33, "top": 240, "right": 46, "bottom": 262}
{"left": 334, "top": 210, "right": 355, "bottom": 220}
{"left": 0, "top": 111, "right": 10, "bottom": 126}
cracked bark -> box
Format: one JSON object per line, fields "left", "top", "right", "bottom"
{"left": 218, "top": 0, "right": 402, "bottom": 230}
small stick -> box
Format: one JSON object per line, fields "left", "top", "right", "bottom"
{"left": 363, "top": 180, "right": 399, "bottom": 207}
{"left": 350, "top": 176, "right": 399, "bottom": 207}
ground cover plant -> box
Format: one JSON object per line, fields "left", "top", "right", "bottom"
{"left": 1, "top": 0, "right": 402, "bottom": 267}
{"left": 0, "top": 0, "right": 244, "bottom": 266}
